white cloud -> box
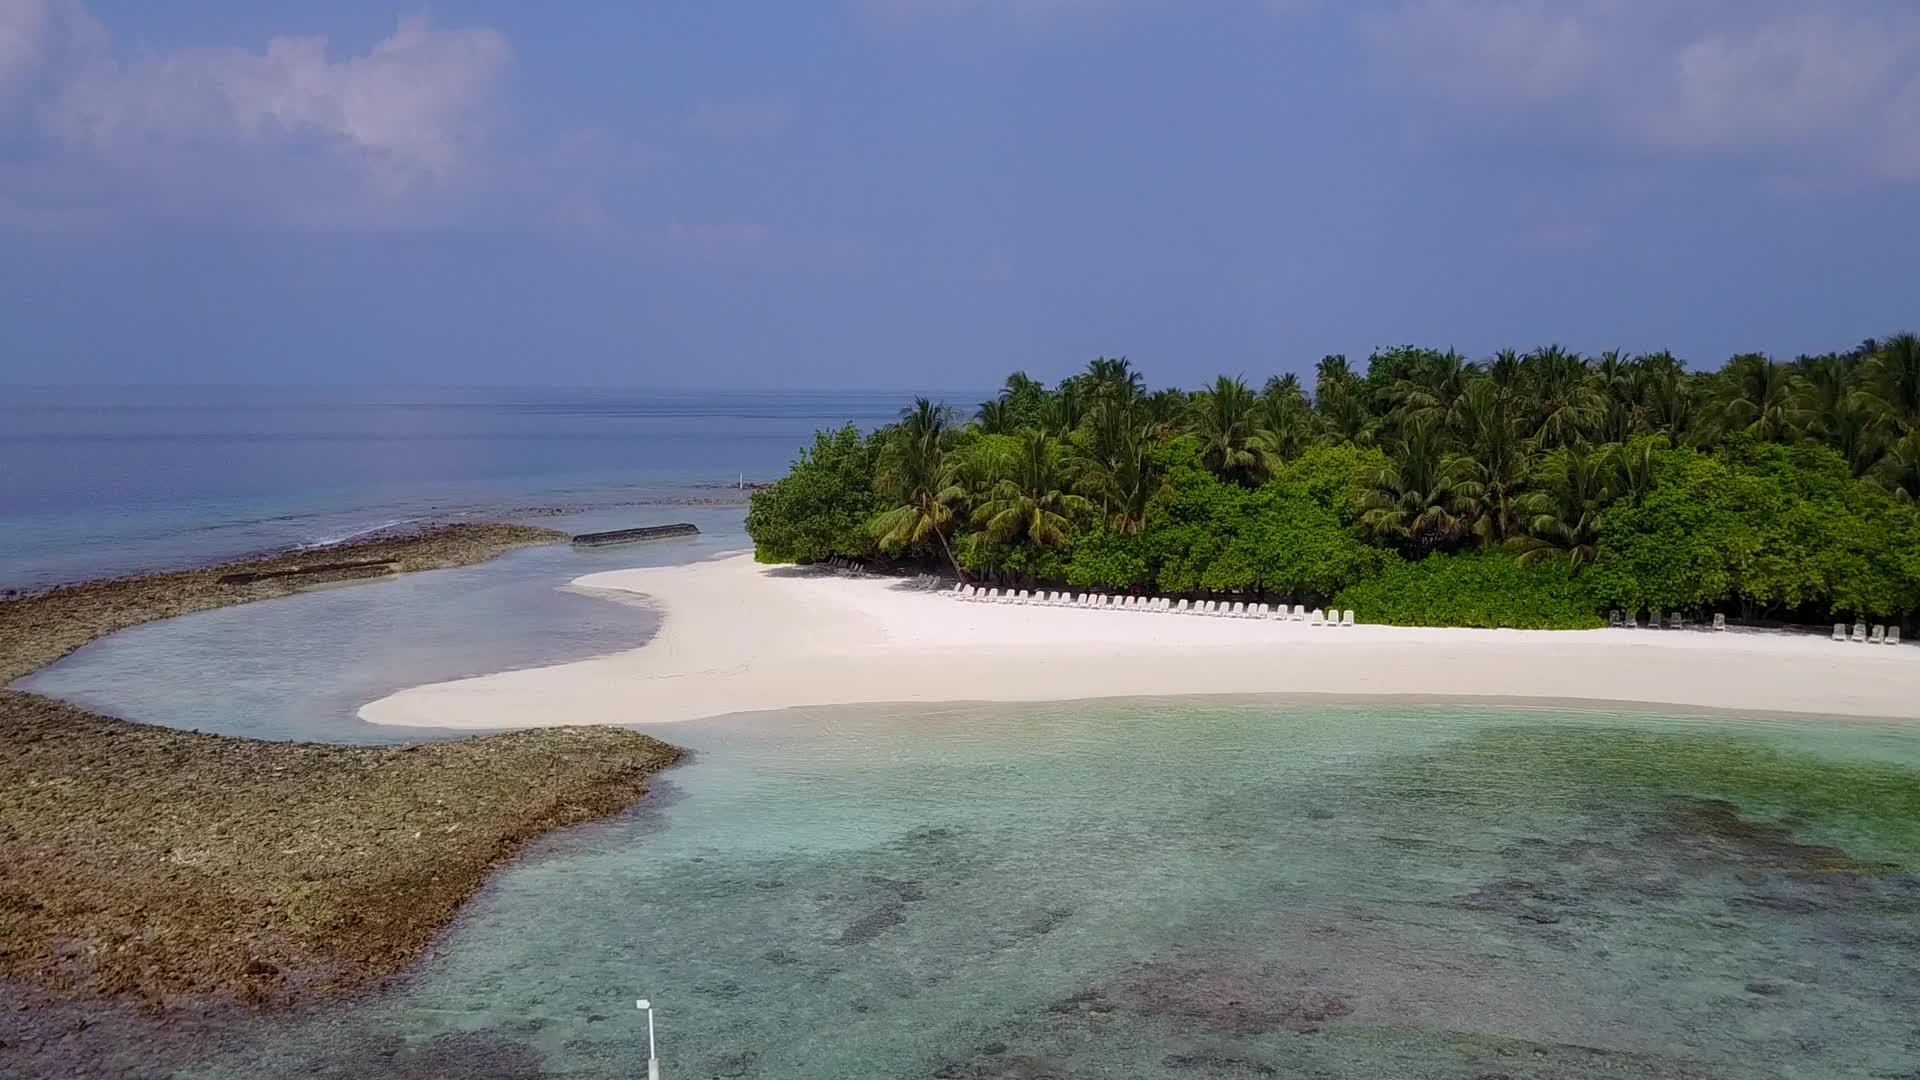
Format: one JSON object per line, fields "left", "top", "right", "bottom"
{"left": 47, "top": 13, "right": 510, "bottom": 191}
{"left": 0, "top": 4, "right": 549, "bottom": 227}
{"left": 1359, "top": 0, "right": 1920, "bottom": 182}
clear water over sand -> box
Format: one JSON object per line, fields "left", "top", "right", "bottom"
{"left": 181, "top": 699, "right": 1920, "bottom": 1079}
{"left": 14, "top": 505, "right": 749, "bottom": 742}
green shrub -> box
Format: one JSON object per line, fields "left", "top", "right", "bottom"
{"left": 745, "top": 425, "right": 885, "bottom": 564}
{"left": 1334, "top": 552, "right": 1604, "bottom": 629}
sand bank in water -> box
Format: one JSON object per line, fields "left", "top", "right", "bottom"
{"left": 360, "top": 554, "right": 1920, "bottom": 728}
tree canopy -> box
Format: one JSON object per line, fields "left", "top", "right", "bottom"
{"left": 749, "top": 341, "right": 1920, "bottom": 626}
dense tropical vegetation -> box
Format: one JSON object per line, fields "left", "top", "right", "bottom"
{"left": 746, "top": 338, "right": 1920, "bottom": 629}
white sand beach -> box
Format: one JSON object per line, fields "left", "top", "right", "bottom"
{"left": 358, "top": 553, "right": 1920, "bottom": 728}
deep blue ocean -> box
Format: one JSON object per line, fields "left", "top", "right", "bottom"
{"left": 0, "top": 385, "right": 929, "bottom": 590}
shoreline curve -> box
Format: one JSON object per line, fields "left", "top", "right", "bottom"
{"left": 360, "top": 554, "right": 1920, "bottom": 728}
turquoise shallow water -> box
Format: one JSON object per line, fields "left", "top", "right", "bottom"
{"left": 169, "top": 698, "right": 1920, "bottom": 1080}
{"left": 13, "top": 505, "right": 750, "bottom": 743}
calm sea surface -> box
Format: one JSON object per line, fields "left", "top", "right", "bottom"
{"left": 0, "top": 385, "right": 922, "bottom": 590}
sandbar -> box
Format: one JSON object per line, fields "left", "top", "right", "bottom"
{"left": 360, "top": 554, "right": 1920, "bottom": 728}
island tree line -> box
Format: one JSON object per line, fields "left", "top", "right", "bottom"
{"left": 746, "top": 337, "right": 1920, "bottom": 629}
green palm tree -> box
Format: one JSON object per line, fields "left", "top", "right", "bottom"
{"left": 1360, "top": 416, "right": 1464, "bottom": 554}
{"left": 1387, "top": 348, "right": 1475, "bottom": 428}
{"left": 973, "top": 431, "right": 1092, "bottom": 547}
{"left": 1313, "top": 355, "right": 1376, "bottom": 448}
{"left": 1510, "top": 446, "right": 1614, "bottom": 571}
{"left": 1446, "top": 377, "right": 1531, "bottom": 545}
{"left": 1042, "top": 379, "right": 1087, "bottom": 436}
{"left": 1608, "top": 435, "right": 1667, "bottom": 504}
{"left": 975, "top": 397, "right": 1018, "bottom": 435}
{"left": 1142, "top": 387, "right": 1189, "bottom": 433}
{"left": 1520, "top": 345, "right": 1602, "bottom": 449}
{"left": 1797, "top": 352, "right": 1881, "bottom": 475}
{"left": 1638, "top": 364, "right": 1704, "bottom": 446}
{"left": 1590, "top": 349, "right": 1641, "bottom": 444}
{"left": 1186, "top": 375, "right": 1264, "bottom": 483}
{"left": 1713, "top": 353, "right": 1806, "bottom": 442}
{"left": 1081, "top": 356, "right": 1145, "bottom": 406}
{"left": 1071, "top": 416, "right": 1163, "bottom": 534}
{"left": 1251, "top": 374, "right": 1314, "bottom": 462}
{"left": 1862, "top": 333, "right": 1920, "bottom": 434}
{"left": 1487, "top": 348, "right": 1523, "bottom": 392}
{"left": 1871, "top": 429, "right": 1920, "bottom": 501}
{"left": 993, "top": 371, "right": 1050, "bottom": 431}
{"left": 870, "top": 398, "right": 965, "bottom": 577}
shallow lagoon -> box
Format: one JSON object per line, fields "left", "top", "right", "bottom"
{"left": 177, "top": 698, "right": 1920, "bottom": 1079}
{"left": 13, "top": 505, "right": 749, "bottom": 743}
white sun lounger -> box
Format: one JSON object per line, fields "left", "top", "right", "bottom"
{"left": 1712, "top": 613, "right": 1726, "bottom": 631}
{"left": 1871, "top": 624, "right": 1886, "bottom": 644}
{"left": 1833, "top": 622, "right": 1847, "bottom": 641}
{"left": 1852, "top": 621, "right": 1868, "bottom": 643}
{"left": 1341, "top": 610, "right": 1355, "bottom": 626}
{"left": 1310, "top": 608, "right": 1325, "bottom": 626}
{"left": 1889, "top": 627, "right": 1902, "bottom": 646}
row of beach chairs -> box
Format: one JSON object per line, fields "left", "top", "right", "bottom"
{"left": 1609, "top": 608, "right": 1903, "bottom": 644}
{"left": 822, "top": 557, "right": 868, "bottom": 575}
{"left": 948, "top": 584, "right": 1357, "bottom": 625}
{"left": 1834, "top": 621, "right": 1902, "bottom": 645}
{"left": 1610, "top": 610, "right": 1720, "bottom": 631}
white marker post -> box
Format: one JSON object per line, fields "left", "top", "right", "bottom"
{"left": 636, "top": 998, "right": 659, "bottom": 1080}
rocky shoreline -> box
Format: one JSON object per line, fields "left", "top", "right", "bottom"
{"left": 0, "top": 524, "right": 683, "bottom": 1051}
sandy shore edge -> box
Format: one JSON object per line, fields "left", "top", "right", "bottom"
{"left": 361, "top": 554, "right": 1920, "bottom": 728}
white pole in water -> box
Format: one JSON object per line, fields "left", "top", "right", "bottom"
{"left": 636, "top": 998, "right": 659, "bottom": 1079}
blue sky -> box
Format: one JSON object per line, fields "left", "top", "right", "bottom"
{"left": 1, "top": 0, "right": 1915, "bottom": 389}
